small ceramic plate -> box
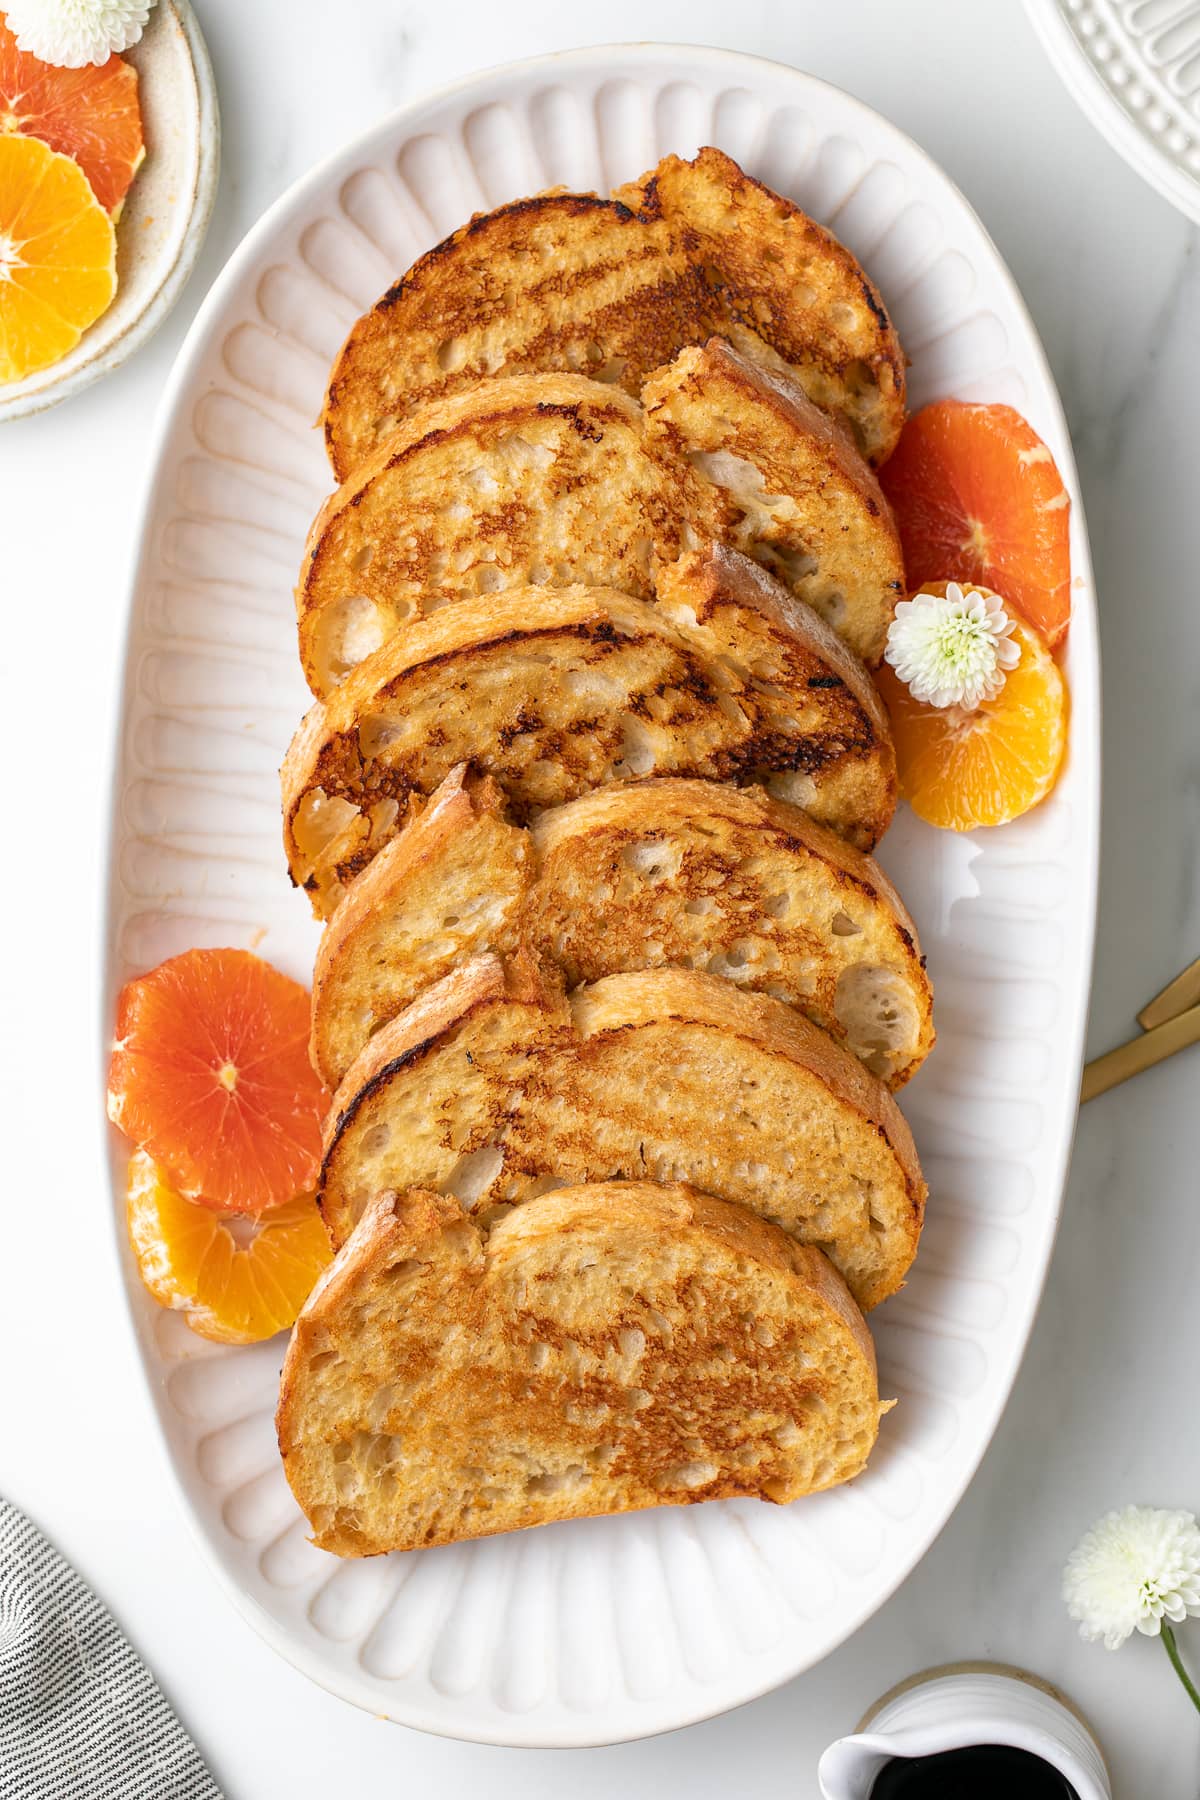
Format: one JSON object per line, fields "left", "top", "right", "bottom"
{"left": 1025, "top": 0, "right": 1200, "bottom": 223}
{"left": 0, "top": 0, "right": 219, "bottom": 422}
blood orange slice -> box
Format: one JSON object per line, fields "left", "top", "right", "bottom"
{"left": 880, "top": 400, "right": 1072, "bottom": 647}
{"left": 108, "top": 949, "right": 330, "bottom": 1216}
{"left": 0, "top": 15, "right": 144, "bottom": 213}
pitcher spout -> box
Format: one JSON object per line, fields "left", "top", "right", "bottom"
{"left": 817, "top": 1731, "right": 906, "bottom": 1799}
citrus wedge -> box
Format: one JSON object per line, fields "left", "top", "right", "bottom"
{"left": 127, "top": 1151, "right": 332, "bottom": 1346}
{"left": 880, "top": 400, "right": 1072, "bottom": 646}
{"left": 0, "top": 132, "right": 115, "bottom": 381}
{"left": 876, "top": 584, "right": 1067, "bottom": 832}
{"left": 108, "top": 948, "right": 330, "bottom": 1216}
{"left": 0, "top": 16, "right": 144, "bottom": 213}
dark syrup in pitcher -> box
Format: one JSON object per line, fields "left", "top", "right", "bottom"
{"left": 870, "top": 1743, "right": 1078, "bottom": 1798}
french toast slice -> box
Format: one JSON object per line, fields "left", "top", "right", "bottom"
{"left": 277, "top": 1181, "right": 885, "bottom": 1556}
{"left": 318, "top": 957, "right": 926, "bottom": 1311}
{"left": 322, "top": 146, "right": 906, "bottom": 480}
{"left": 282, "top": 551, "right": 897, "bottom": 919}
{"left": 299, "top": 340, "right": 903, "bottom": 693}
{"left": 643, "top": 341, "right": 903, "bottom": 663}
{"left": 309, "top": 768, "right": 934, "bottom": 1092}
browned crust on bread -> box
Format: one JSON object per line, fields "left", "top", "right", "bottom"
{"left": 281, "top": 559, "right": 896, "bottom": 918}
{"left": 277, "top": 1178, "right": 883, "bottom": 1554}
{"left": 321, "top": 951, "right": 544, "bottom": 1154}
{"left": 569, "top": 967, "right": 925, "bottom": 1222}
{"left": 668, "top": 338, "right": 892, "bottom": 510}
{"left": 300, "top": 339, "right": 903, "bottom": 692}
{"left": 308, "top": 766, "right": 933, "bottom": 1092}
{"left": 309, "top": 376, "right": 643, "bottom": 568}
{"left": 318, "top": 962, "right": 926, "bottom": 1309}
{"left": 307, "top": 767, "right": 524, "bottom": 1075}
{"left": 644, "top": 339, "right": 905, "bottom": 663}
{"left": 323, "top": 146, "right": 905, "bottom": 479}
{"left": 299, "top": 374, "right": 650, "bottom": 636}
{"left": 531, "top": 775, "right": 918, "bottom": 939}
{"left": 660, "top": 542, "right": 893, "bottom": 741}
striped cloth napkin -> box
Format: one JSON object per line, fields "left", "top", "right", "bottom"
{"left": 0, "top": 1499, "right": 222, "bottom": 1799}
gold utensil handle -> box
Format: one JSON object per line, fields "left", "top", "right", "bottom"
{"left": 1137, "top": 955, "right": 1200, "bottom": 1032}
{"left": 1081, "top": 1002, "right": 1200, "bottom": 1103}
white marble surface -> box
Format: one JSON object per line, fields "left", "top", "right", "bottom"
{"left": 0, "top": 0, "right": 1196, "bottom": 1793}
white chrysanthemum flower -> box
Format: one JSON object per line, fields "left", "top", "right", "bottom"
{"left": 884, "top": 580, "right": 1020, "bottom": 710}
{"left": 1064, "top": 1507, "right": 1200, "bottom": 1650}
{"left": 7, "top": 0, "right": 154, "bottom": 68}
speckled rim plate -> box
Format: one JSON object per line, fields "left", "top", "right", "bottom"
{"left": 100, "top": 43, "right": 1100, "bottom": 1747}
{"left": 1024, "top": 0, "right": 1200, "bottom": 224}
{"left": 0, "top": 0, "right": 220, "bottom": 422}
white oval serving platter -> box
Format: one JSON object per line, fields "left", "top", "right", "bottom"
{"left": 101, "top": 43, "right": 1100, "bottom": 1749}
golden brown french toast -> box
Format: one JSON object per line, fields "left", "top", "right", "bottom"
{"left": 322, "top": 146, "right": 906, "bottom": 480}
{"left": 300, "top": 339, "right": 903, "bottom": 693}
{"left": 318, "top": 957, "right": 926, "bottom": 1311}
{"left": 282, "top": 550, "right": 897, "bottom": 920}
{"left": 277, "top": 1181, "right": 885, "bottom": 1556}
{"left": 309, "top": 768, "right": 933, "bottom": 1092}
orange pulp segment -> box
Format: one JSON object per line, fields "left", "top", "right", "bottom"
{"left": 880, "top": 400, "right": 1072, "bottom": 647}
{"left": 108, "top": 948, "right": 331, "bottom": 1216}
{"left": 0, "top": 16, "right": 144, "bottom": 213}
{"left": 127, "top": 1151, "right": 332, "bottom": 1346}
{"left": 0, "top": 133, "right": 115, "bottom": 380}
{"left": 876, "top": 585, "right": 1067, "bottom": 831}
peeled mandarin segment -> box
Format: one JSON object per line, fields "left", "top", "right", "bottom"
{"left": 126, "top": 1152, "right": 333, "bottom": 1346}
{"left": 0, "top": 275, "right": 77, "bottom": 374}
{"left": 0, "top": 135, "right": 115, "bottom": 381}
{"left": 880, "top": 401, "right": 1072, "bottom": 647}
{"left": 877, "top": 598, "right": 1067, "bottom": 833}
{"left": 14, "top": 240, "right": 119, "bottom": 323}
{"left": 0, "top": 129, "right": 48, "bottom": 227}
{"left": 107, "top": 947, "right": 331, "bottom": 1215}
{"left": 0, "top": 18, "right": 144, "bottom": 213}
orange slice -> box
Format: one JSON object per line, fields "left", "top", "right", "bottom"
{"left": 0, "top": 133, "right": 115, "bottom": 380}
{"left": 880, "top": 400, "right": 1072, "bottom": 647}
{"left": 127, "top": 1151, "right": 332, "bottom": 1346}
{"left": 0, "top": 16, "right": 144, "bottom": 213}
{"left": 108, "top": 948, "right": 330, "bottom": 1216}
{"left": 876, "top": 583, "right": 1067, "bottom": 832}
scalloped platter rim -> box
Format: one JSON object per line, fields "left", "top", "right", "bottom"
{"left": 100, "top": 43, "right": 1100, "bottom": 1748}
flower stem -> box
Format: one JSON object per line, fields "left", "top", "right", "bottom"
{"left": 1161, "top": 1624, "right": 1200, "bottom": 1716}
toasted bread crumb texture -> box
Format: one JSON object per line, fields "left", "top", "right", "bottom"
{"left": 319, "top": 960, "right": 926, "bottom": 1311}
{"left": 309, "top": 770, "right": 933, "bottom": 1092}
{"left": 322, "top": 147, "right": 905, "bottom": 481}
{"left": 298, "top": 374, "right": 710, "bottom": 695}
{"left": 643, "top": 342, "right": 903, "bottom": 663}
{"left": 300, "top": 342, "right": 903, "bottom": 694}
{"left": 277, "top": 1182, "right": 883, "bottom": 1555}
{"left": 282, "top": 567, "right": 896, "bottom": 919}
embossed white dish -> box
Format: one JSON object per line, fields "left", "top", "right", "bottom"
{"left": 1025, "top": 0, "right": 1200, "bottom": 224}
{"left": 102, "top": 44, "right": 1100, "bottom": 1748}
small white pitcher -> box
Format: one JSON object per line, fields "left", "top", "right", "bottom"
{"left": 817, "top": 1663, "right": 1111, "bottom": 1800}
